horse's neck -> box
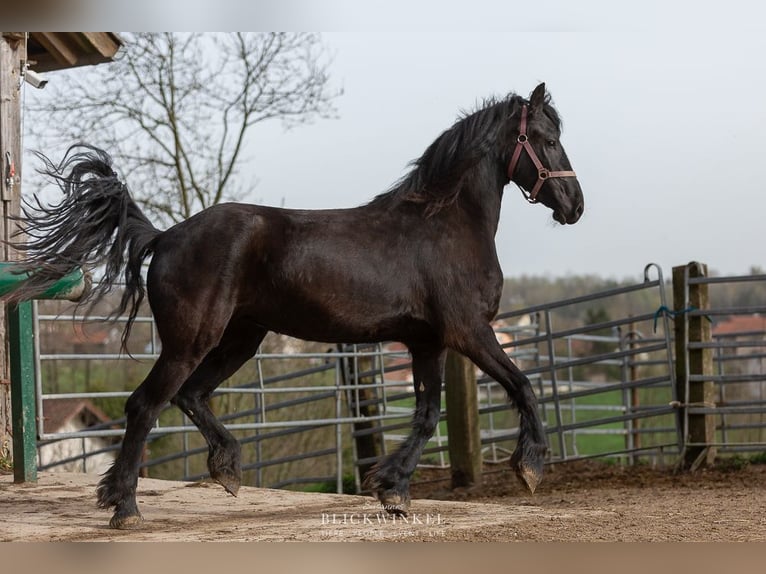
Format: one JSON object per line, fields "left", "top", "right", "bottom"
{"left": 455, "top": 168, "right": 505, "bottom": 237}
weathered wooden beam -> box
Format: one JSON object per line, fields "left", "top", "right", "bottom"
{"left": 342, "top": 348, "right": 384, "bottom": 486}
{"left": 1, "top": 33, "right": 26, "bottom": 481}
{"left": 673, "top": 262, "right": 716, "bottom": 469}
{"left": 80, "top": 33, "right": 122, "bottom": 60}
{"left": 445, "top": 350, "right": 482, "bottom": 488}
{"left": 27, "top": 32, "right": 123, "bottom": 72}
{"left": 31, "top": 32, "right": 78, "bottom": 68}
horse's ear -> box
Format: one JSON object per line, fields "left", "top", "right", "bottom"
{"left": 529, "top": 82, "right": 547, "bottom": 111}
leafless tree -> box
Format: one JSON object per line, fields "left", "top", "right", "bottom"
{"left": 26, "top": 32, "right": 339, "bottom": 223}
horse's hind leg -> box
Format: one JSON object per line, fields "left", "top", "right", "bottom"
{"left": 363, "top": 347, "right": 445, "bottom": 515}
{"left": 97, "top": 350, "right": 209, "bottom": 529}
{"left": 456, "top": 324, "right": 547, "bottom": 493}
{"left": 170, "top": 321, "right": 267, "bottom": 497}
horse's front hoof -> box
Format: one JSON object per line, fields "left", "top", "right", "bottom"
{"left": 510, "top": 441, "right": 545, "bottom": 494}
{"left": 375, "top": 489, "right": 411, "bottom": 516}
{"left": 515, "top": 463, "right": 542, "bottom": 494}
{"left": 109, "top": 511, "right": 144, "bottom": 530}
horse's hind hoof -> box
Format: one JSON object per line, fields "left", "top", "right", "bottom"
{"left": 109, "top": 512, "right": 144, "bottom": 530}
{"left": 212, "top": 472, "right": 241, "bottom": 497}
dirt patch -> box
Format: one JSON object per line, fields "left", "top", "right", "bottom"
{"left": 410, "top": 459, "right": 766, "bottom": 541}
{"left": 2, "top": 461, "right": 765, "bottom": 541}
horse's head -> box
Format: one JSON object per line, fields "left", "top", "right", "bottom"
{"left": 507, "top": 83, "right": 584, "bottom": 225}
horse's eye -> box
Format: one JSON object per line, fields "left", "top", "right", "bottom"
{"left": 546, "top": 139, "right": 557, "bottom": 147}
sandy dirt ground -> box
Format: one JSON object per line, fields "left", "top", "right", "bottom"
{"left": 2, "top": 461, "right": 765, "bottom": 542}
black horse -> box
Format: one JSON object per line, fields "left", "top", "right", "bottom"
{"left": 6, "top": 83, "right": 583, "bottom": 528}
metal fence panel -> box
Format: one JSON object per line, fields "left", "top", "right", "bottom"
{"left": 31, "top": 264, "right": 766, "bottom": 492}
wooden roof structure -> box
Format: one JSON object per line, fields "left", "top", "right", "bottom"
{"left": 25, "top": 32, "right": 123, "bottom": 72}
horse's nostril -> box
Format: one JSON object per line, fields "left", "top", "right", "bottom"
{"left": 575, "top": 201, "right": 584, "bottom": 217}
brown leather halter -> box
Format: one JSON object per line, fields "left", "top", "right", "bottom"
{"left": 507, "top": 104, "right": 577, "bottom": 203}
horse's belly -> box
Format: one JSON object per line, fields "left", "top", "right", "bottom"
{"left": 245, "top": 288, "right": 433, "bottom": 345}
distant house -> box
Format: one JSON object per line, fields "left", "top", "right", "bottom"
{"left": 712, "top": 315, "right": 766, "bottom": 365}
{"left": 713, "top": 315, "right": 766, "bottom": 337}
{"left": 711, "top": 315, "right": 766, "bottom": 400}
{"left": 37, "top": 398, "right": 116, "bottom": 474}
{"left": 381, "top": 315, "right": 538, "bottom": 386}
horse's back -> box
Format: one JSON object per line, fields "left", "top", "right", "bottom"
{"left": 149, "top": 202, "right": 266, "bottom": 281}
{"left": 145, "top": 202, "right": 441, "bottom": 345}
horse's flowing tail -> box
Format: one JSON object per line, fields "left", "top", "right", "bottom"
{"left": 5, "top": 144, "right": 162, "bottom": 349}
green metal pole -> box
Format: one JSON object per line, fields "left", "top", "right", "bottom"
{"left": 8, "top": 300, "right": 37, "bottom": 483}
{"left": 2, "top": 263, "right": 87, "bottom": 483}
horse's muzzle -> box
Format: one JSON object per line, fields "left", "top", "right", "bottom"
{"left": 565, "top": 198, "right": 584, "bottom": 224}
{"left": 552, "top": 190, "right": 583, "bottom": 225}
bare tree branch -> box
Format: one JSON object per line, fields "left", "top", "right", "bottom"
{"left": 25, "top": 32, "right": 340, "bottom": 225}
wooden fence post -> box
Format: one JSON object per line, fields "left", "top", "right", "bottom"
{"left": 672, "top": 262, "right": 716, "bottom": 469}
{"left": 341, "top": 346, "right": 384, "bottom": 488}
{"left": 1, "top": 33, "right": 25, "bottom": 476}
{"left": 444, "top": 350, "right": 482, "bottom": 488}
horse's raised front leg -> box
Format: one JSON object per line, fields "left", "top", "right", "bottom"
{"left": 456, "top": 324, "right": 548, "bottom": 493}
{"left": 170, "top": 322, "right": 267, "bottom": 497}
{"left": 363, "top": 347, "right": 445, "bottom": 515}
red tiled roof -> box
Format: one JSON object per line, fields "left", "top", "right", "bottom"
{"left": 713, "top": 315, "right": 766, "bottom": 336}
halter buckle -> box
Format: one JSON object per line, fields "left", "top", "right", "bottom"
{"left": 520, "top": 188, "right": 538, "bottom": 204}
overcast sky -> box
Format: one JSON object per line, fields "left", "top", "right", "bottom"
{"left": 23, "top": 1, "right": 766, "bottom": 280}
{"left": 245, "top": 25, "right": 766, "bottom": 280}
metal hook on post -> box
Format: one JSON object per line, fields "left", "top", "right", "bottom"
{"left": 6, "top": 151, "right": 14, "bottom": 176}
{"left": 3, "top": 151, "right": 15, "bottom": 201}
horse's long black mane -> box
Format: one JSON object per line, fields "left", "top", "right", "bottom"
{"left": 369, "top": 91, "right": 560, "bottom": 215}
